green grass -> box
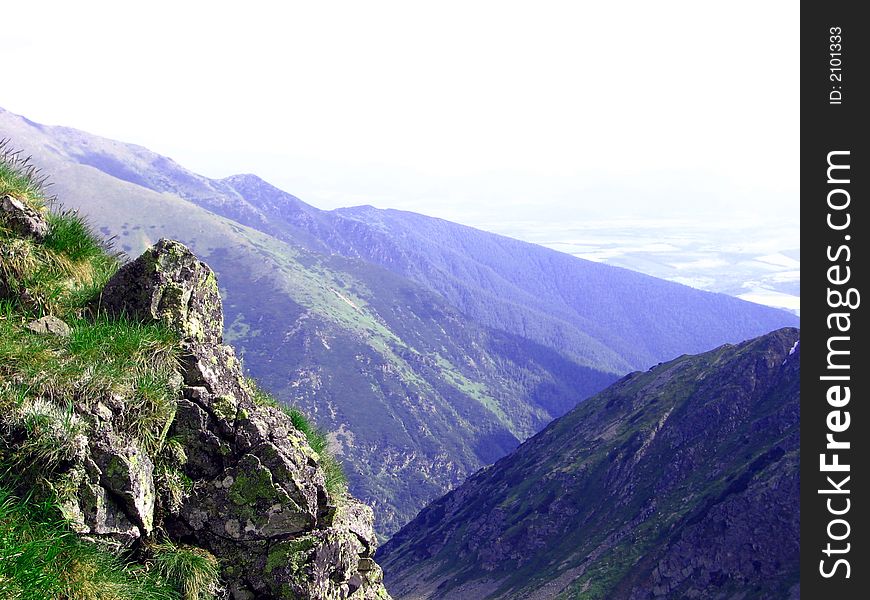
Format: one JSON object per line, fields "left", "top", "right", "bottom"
{"left": 1, "top": 143, "right": 121, "bottom": 317}
{"left": 247, "top": 378, "right": 348, "bottom": 501}
{"left": 0, "top": 140, "right": 50, "bottom": 210}
{"left": 0, "top": 487, "right": 179, "bottom": 600}
{"left": 46, "top": 210, "right": 121, "bottom": 309}
{"left": 10, "top": 399, "right": 88, "bottom": 470}
{"left": 151, "top": 541, "right": 221, "bottom": 600}
{"left": 0, "top": 314, "right": 180, "bottom": 461}
{"left": 44, "top": 210, "right": 109, "bottom": 263}
{"left": 291, "top": 412, "right": 349, "bottom": 501}
{"left": 1, "top": 212, "right": 120, "bottom": 318}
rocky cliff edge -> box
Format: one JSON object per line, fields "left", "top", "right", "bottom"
{"left": 1, "top": 192, "right": 391, "bottom": 599}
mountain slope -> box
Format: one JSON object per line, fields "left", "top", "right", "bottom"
{"left": 1, "top": 108, "right": 615, "bottom": 535}
{"left": 377, "top": 328, "right": 800, "bottom": 599}
{"left": 1, "top": 107, "right": 798, "bottom": 374}
{"left": 1, "top": 107, "right": 798, "bottom": 538}
{"left": 301, "top": 206, "right": 801, "bottom": 372}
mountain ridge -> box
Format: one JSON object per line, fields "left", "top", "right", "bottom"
{"left": 0, "top": 105, "right": 799, "bottom": 373}
{"left": 377, "top": 327, "right": 800, "bottom": 599}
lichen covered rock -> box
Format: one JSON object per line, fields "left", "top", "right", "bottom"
{"left": 91, "top": 433, "right": 156, "bottom": 535}
{"left": 59, "top": 457, "right": 143, "bottom": 547}
{"left": 98, "top": 238, "right": 223, "bottom": 343}
{"left": 168, "top": 335, "right": 390, "bottom": 598}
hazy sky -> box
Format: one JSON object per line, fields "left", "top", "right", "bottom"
{"left": 3, "top": 1, "right": 798, "bottom": 228}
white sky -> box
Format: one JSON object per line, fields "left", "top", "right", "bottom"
{"left": 2, "top": 0, "right": 799, "bottom": 228}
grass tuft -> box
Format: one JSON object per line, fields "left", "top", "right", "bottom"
{"left": 0, "top": 487, "right": 179, "bottom": 600}
{"left": 0, "top": 314, "right": 180, "bottom": 466}
{"left": 12, "top": 399, "right": 88, "bottom": 469}
{"left": 0, "top": 211, "right": 120, "bottom": 318}
{"left": 43, "top": 210, "right": 107, "bottom": 263}
{"left": 286, "top": 407, "right": 349, "bottom": 500}
{"left": 1, "top": 143, "right": 121, "bottom": 317}
{"left": 151, "top": 540, "right": 221, "bottom": 600}
{"left": 0, "top": 139, "right": 52, "bottom": 209}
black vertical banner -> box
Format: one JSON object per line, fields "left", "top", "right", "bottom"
{"left": 801, "top": 3, "right": 868, "bottom": 598}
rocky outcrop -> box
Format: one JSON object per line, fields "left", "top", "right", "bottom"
{"left": 104, "top": 239, "right": 391, "bottom": 599}
{"left": 98, "top": 238, "right": 224, "bottom": 343}
{"left": 15, "top": 239, "right": 391, "bottom": 599}
{"left": 55, "top": 393, "right": 167, "bottom": 547}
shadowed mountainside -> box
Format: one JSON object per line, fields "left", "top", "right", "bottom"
{"left": 377, "top": 328, "right": 800, "bottom": 600}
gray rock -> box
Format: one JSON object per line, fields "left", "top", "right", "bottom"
{"left": 0, "top": 194, "right": 49, "bottom": 241}
{"left": 336, "top": 499, "right": 380, "bottom": 555}
{"left": 91, "top": 433, "right": 156, "bottom": 535}
{"left": 180, "top": 453, "right": 312, "bottom": 542}
{"left": 25, "top": 315, "right": 72, "bottom": 337}
{"left": 163, "top": 335, "right": 391, "bottom": 598}
{"left": 168, "top": 341, "right": 390, "bottom": 598}
{"left": 59, "top": 459, "right": 143, "bottom": 548}
{"left": 97, "top": 239, "right": 223, "bottom": 343}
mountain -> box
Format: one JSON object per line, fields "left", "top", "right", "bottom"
{"left": 0, "top": 108, "right": 799, "bottom": 374}
{"left": 1, "top": 107, "right": 799, "bottom": 536}
{"left": 377, "top": 328, "right": 800, "bottom": 599}
{"left": 1, "top": 108, "right": 617, "bottom": 535}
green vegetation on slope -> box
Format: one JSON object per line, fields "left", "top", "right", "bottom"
{"left": 0, "top": 311, "right": 180, "bottom": 450}
{"left": 209, "top": 234, "right": 614, "bottom": 535}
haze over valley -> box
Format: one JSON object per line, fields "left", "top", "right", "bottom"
{"left": 490, "top": 217, "right": 800, "bottom": 315}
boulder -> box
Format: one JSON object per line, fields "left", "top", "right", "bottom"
{"left": 0, "top": 194, "right": 49, "bottom": 241}
{"left": 97, "top": 239, "right": 223, "bottom": 343}
{"left": 58, "top": 457, "right": 143, "bottom": 548}
{"left": 25, "top": 315, "right": 72, "bottom": 337}
{"left": 91, "top": 433, "right": 156, "bottom": 535}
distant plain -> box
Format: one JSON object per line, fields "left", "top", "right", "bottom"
{"left": 486, "top": 216, "right": 800, "bottom": 315}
